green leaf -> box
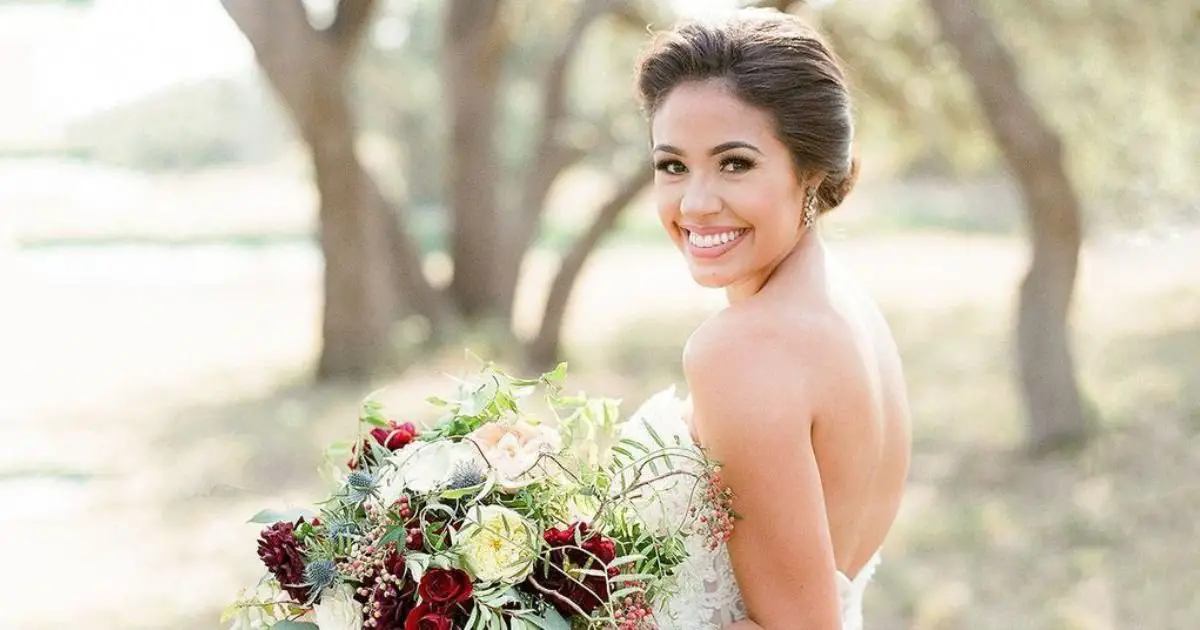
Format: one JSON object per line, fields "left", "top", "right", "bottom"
{"left": 439, "top": 483, "right": 485, "bottom": 500}
{"left": 379, "top": 524, "right": 408, "bottom": 547}
{"left": 247, "top": 508, "right": 316, "bottom": 524}
{"left": 359, "top": 395, "right": 391, "bottom": 428}
{"left": 610, "top": 444, "right": 635, "bottom": 462}
{"left": 643, "top": 421, "right": 667, "bottom": 449}
{"left": 610, "top": 585, "right": 645, "bottom": 600}
{"left": 543, "top": 362, "right": 568, "bottom": 384}
{"left": 575, "top": 568, "right": 609, "bottom": 578}
{"left": 609, "top": 572, "right": 654, "bottom": 583}
{"left": 618, "top": 438, "right": 651, "bottom": 454}
{"left": 270, "top": 622, "right": 318, "bottom": 630}
{"left": 609, "top": 554, "right": 646, "bottom": 567}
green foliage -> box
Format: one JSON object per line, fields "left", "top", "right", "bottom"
{"left": 820, "top": 0, "right": 1196, "bottom": 226}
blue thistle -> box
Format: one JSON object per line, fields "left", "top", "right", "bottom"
{"left": 323, "top": 516, "right": 360, "bottom": 544}
{"left": 446, "top": 460, "right": 486, "bottom": 490}
{"left": 301, "top": 559, "right": 337, "bottom": 605}
{"left": 342, "top": 470, "right": 378, "bottom": 505}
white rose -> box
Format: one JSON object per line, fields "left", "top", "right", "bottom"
{"left": 384, "top": 440, "right": 478, "bottom": 497}
{"left": 313, "top": 583, "right": 363, "bottom": 630}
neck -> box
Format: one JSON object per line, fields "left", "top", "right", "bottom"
{"left": 725, "top": 229, "right": 823, "bottom": 304}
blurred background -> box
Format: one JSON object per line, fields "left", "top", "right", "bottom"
{"left": 0, "top": 0, "right": 1196, "bottom": 628}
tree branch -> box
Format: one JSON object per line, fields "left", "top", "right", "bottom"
{"left": 526, "top": 168, "right": 653, "bottom": 368}
{"left": 327, "top": 0, "right": 379, "bottom": 49}
{"left": 221, "top": 0, "right": 313, "bottom": 61}
{"left": 364, "top": 178, "right": 462, "bottom": 341}
{"left": 518, "top": 0, "right": 611, "bottom": 227}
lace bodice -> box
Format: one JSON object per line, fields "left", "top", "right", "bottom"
{"left": 655, "top": 538, "right": 879, "bottom": 630}
{"left": 620, "top": 387, "right": 879, "bottom": 629}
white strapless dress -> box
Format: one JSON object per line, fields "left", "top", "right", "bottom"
{"left": 620, "top": 387, "right": 880, "bottom": 630}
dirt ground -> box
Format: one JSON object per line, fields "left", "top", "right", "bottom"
{"left": 1, "top": 228, "right": 1196, "bottom": 629}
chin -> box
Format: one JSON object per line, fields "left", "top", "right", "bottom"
{"left": 687, "top": 266, "right": 737, "bottom": 289}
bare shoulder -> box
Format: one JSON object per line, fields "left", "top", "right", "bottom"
{"left": 683, "top": 302, "right": 845, "bottom": 402}
{"left": 682, "top": 304, "right": 827, "bottom": 437}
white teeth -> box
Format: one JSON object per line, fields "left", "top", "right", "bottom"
{"left": 687, "top": 229, "right": 745, "bottom": 248}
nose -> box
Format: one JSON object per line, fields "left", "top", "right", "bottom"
{"left": 680, "top": 176, "right": 720, "bottom": 218}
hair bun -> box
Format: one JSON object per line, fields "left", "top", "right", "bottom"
{"left": 816, "top": 155, "right": 859, "bottom": 213}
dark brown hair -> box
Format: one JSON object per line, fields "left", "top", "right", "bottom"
{"left": 635, "top": 9, "right": 859, "bottom": 213}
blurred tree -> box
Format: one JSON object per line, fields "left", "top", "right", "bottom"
{"left": 220, "top": 0, "right": 447, "bottom": 379}
{"left": 223, "top": 0, "right": 656, "bottom": 378}
{"left": 927, "top": 0, "right": 1088, "bottom": 452}
{"left": 436, "top": 0, "right": 653, "bottom": 363}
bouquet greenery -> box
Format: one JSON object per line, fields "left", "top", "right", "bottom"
{"left": 223, "top": 362, "right": 734, "bottom": 630}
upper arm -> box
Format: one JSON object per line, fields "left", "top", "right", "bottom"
{"left": 684, "top": 320, "right": 841, "bottom": 630}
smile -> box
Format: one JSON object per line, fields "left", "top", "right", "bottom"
{"left": 687, "top": 228, "right": 746, "bottom": 248}
{"left": 683, "top": 227, "right": 748, "bottom": 258}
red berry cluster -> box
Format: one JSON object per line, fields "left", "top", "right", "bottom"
{"left": 335, "top": 518, "right": 413, "bottom": 630}
{"left": 610, "top": 580, "right": 657, "bottom": 630}
{"left": 693, "top": 466, "right": 736, "bottom": 551}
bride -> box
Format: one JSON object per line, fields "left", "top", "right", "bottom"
{"left": 628, "top": 9, "right": 912, "bottom": 629}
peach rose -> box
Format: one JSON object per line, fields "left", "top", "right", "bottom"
{"left": 468, "top": 419, "right": 561, "bottom": 489}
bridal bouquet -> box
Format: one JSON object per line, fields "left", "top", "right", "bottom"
{"left": 223, "top": 362, "right": 735, "bottom": 630}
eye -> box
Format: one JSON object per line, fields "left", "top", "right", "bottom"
{"left": 719, "top": 156, "right": 756, "bottom": 173}
{"left": 654, "top": 159, "right": 687, "bottom": 176}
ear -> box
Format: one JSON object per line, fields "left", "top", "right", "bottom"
{"left": 801, "top": 170, "right": 826, "bottom": 191}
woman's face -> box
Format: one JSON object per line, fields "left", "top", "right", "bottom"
{"left": 650, "top": 80, "right": 810, "bottom": 296}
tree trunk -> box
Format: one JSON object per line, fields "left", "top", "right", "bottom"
{"left": 307, "top": 103, "right": 400, "bottom": 379}
{"left": 928, "top": 0, "right": 1089, "bottom": 452}
{"left": 222, "top": 0, "right": 421, "bottom": 380}
{"left": 526, "top": 169, "right": 651, "bottom": 369}
{"left": 443, "top": 0, "right": 510, "bottom": 323}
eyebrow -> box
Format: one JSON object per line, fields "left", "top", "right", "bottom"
{"left": 652, "top": 141, "right": 764, "bottom": 156}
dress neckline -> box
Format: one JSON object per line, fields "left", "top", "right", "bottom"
{"left": 836, "top": 549, "right": 882, "bottom": 589}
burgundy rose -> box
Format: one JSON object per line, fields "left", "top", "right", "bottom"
{"left": 372, "top": 421, "right": 418, "bottom": 450}
{"left": 418, "top": 568, "right": 473, "bottom": 605}
{"left": 256, "top": 519, "right": 311, "bottom": 603}
{"left": 528, "top": 522, "right": 618, "bottom": 616}
{"left": 348, "top": 421, "right": 418, "bottom": 469}
{"left": 404, "top": 602, "right": 453, "bottom": 630}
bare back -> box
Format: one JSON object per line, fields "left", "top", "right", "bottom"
{"left": 804, "top": 253, "right": 910, "bottom": 578}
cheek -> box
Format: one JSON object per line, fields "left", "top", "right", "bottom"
{"left": 739, "top": 189, "right": 799, "bottom": 250}
{"left": 738, "top": 189, "right": 789, "bottom": 230}
{"left": 653, "top": 186, "right": 681, "bottom": 232}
